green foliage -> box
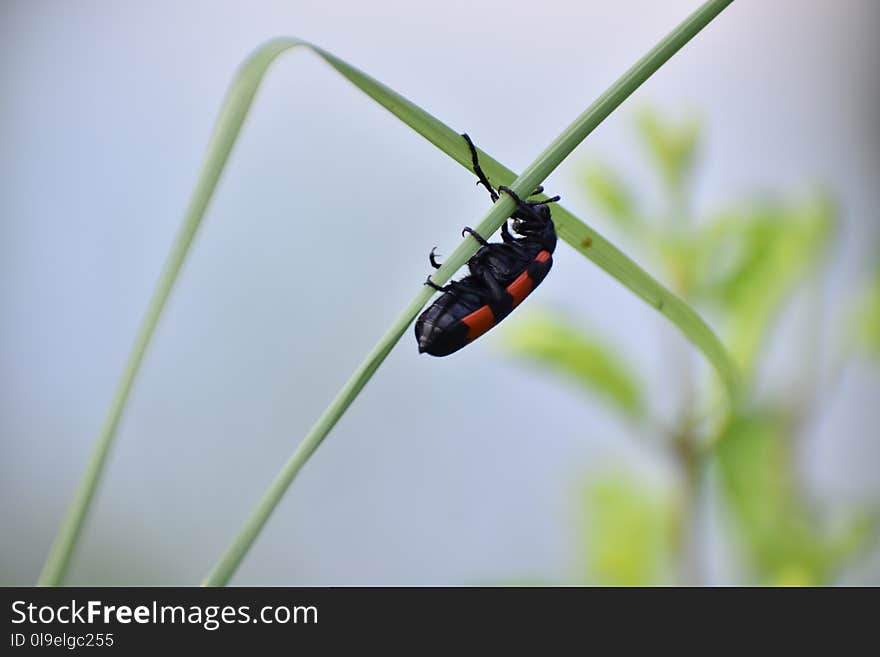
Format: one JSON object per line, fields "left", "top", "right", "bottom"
{"left": 853, "top": 261, "right": 880, "bottom": 358}
{"left": 714, "top": 410, "right": 875, "bottom": 585}
{"left": 503, "top": 313, "right": 644, "bottom": 420}
{"left": 578, "top": 473, "right": 677, "bottom": 586}
{"left": 695, "top": 196, "right": 835, "bottom": 374}
{"left": 506, "top": 105, "right": 876, "bottom": 585}
{"left": 635, "top": 107, "right": 701, "bottom": 200}
{"left": 582, "top": 163, "right": 640, "bottom": 231}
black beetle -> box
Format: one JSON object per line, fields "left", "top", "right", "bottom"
{"left": 414, "top": 134, "right": 559, "bottom": 356}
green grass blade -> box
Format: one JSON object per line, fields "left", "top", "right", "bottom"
{"left": 36, "top": 39, "right": 303, "bottom": 587}
{"left": 312, "top": 7, "right": 739, "bottom": 392}
{"left": 40, "top": 0, "right": 736, "bottom": 587}
{"left": 204, "top": 1, "right": 736, "bottom": 586}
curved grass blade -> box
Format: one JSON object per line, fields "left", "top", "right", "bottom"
{"left": 37, "top": 39, "right": 307, "bottom": 587}
{"left": 205, "top": 0, "right": 737, "bottom": 586}
{"left": 314, "top": 15, "right": 739, "bottom": 393}
{"left": 39, "top": 0, "right": 737, "bottom": 586}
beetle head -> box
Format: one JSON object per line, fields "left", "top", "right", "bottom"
{"left": 512, "top": 202, "right": 552, "bottom": 235}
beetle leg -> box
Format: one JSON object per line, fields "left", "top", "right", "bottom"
{"left": 462, "top": 133, "right": 499, "bottom": 203}
{"left": 461, "top": 226, "right": 490, "bottom": 247}
{"left": 499, "top": 186, "right": 560, "bottom": 226}
{"left": 497, "top": 185, "right": 528, "bottom": 209}
{"left": 424, "top": 276, "right": 452, "bottom": 293}
{"left": 499, "top": 185, "right": 560, "bottom": 209}
{"left": 529, "top": 194, "right": 561, "bottom": 207}
{"left": 429, "top": 247, "right": 442, "bottom": 269}
{"left": 498, "top": 185, "right": 541, "bottom": 223}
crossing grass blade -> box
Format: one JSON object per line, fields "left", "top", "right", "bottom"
{"left": 38, "top": 0, "right": 737, "bottom": 587}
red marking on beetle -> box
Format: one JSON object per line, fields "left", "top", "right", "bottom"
{"left": 461, "top": 305, "right": 496, "bottom": 340}
{"left": 507, "top": 271, "right": 534, "bottom": 306}
{"left": 459, "top": 251, "right": 551, "bottom": 342}
{"left": 507, "top": 250, "right": 551, "bottom": 307}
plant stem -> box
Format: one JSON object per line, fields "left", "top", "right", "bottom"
{"left": 202, "top": 290, "right": 432, "bottom": 586}
{"left": 203, "top": 0, "right": 735, "bottom": 586}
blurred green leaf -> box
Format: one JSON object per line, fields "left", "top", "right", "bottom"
{"left": 714, "top": 409, "right": 875, "bottom": 585}
{"left": 696, "top": 195, "right": 835, "bottom": 375}
{"left": 503, "top": 312, "right": 645, "bottom": 420}
{"left": 634, "top": 107, "right": 701, "bottom": 199}
{"left": 581, "top": 162, "right": 640, "bottom": 231}
{"left": 656, "top": 230, "right": 705, "bottom": 298}
{"left": 569, "top": 106, "right": 876, "bottom": 586}
{"left": 822, "top": 512, "right": 879, "bottom": 573}
{"left": 578, "top": 472, "right": 677, "bottom": 586}
{"left": 852, "top": 261, "right": 880, "bottom": 358}
{"left": 714, "top": 411, "right": 791, "bottom": 544}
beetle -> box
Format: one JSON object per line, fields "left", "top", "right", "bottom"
{"left": 414, "top": 133, "right": 560, "bottom": 357}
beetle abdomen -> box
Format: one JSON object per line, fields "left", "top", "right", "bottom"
{"left": 416, "top": 250, "right": 553, "bottom": 356}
